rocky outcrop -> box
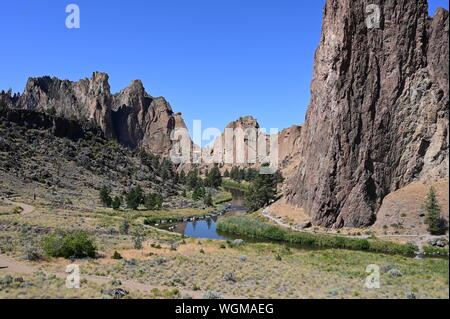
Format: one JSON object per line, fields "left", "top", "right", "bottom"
{"left": 1, "top": 73, "right": 188, "bottom": 156}
{"left": 111, "top": 79, "right": 188, "bottom": 155}
{"left": 278, "top": 125, "right": 302, "bottom": 170}
{"left": 11, "top": 72, "right": 116, "bottom": 139}
{"left": 208, "top": 116, "right": 264, "bottom": 165}
{"left": 0, "top": 108, "right": 102, "bottom": 141}
{"left": 285, "top": 1, "right": 449, "bottom": 228}
{"left": 200, "top": 117, "right": 302, "bottom": 172}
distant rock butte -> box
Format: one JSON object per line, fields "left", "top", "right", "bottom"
{"left": 1, "top": 72, "right": 188, "bottom": 156}
{"left": 201, "top": 116, "right": 302, "bottom": 172}
{"left": 284, "top": 0, "right": 449, "bottom": 228}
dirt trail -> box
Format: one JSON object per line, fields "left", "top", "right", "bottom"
{"left": 0, "top": 199, "right": 240, "bottom": 298}
{"left": 262, "top": 209, "right": 430, "bottom": 241}
{"left": 3, "top": 198, "right": 36, "bottom": 214}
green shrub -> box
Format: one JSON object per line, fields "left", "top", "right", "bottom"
{"left": 112, "top": 196, "right": 122, "bottom": 210}
{"left": 223, "top": 271, "right": 237, "bottom": 282}
{"left": 119, "top": 219, "right": 130, "bottom": 235}
{"left": 132, "top": 226, "right": 145, "bottom": 249}
{"left": 112, "top": 251, "right": 123, "bottom": 259}
{"left": 217, "top": 215, "right": 417, "bottom": 256}
{"left": 144, "top": 193, "right": 163, "bottom": 210}
{"left": 99, "top": 186, "right": 112, "bottom": 207}
{"left": 423, "top": 246, "right": 449, "bottom": 257}
{"left": 203, "top": 291, "right": 223, "bottom": 299}
{"left": 24, "top": 246, "right": 42, "bottom": 261}
{"left": 41, "top": 231, "right": 96, "bottom": 259}
{"left": 126, "top": 186, "right": 144, "bottom": 210}
{"left": 12, "top": 206, "right": 23, "bottom": 214}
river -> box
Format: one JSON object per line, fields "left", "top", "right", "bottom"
{"left": 159, "top": 187, "right": 247, "bottom": 240}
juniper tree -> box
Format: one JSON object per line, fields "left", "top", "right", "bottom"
{"left": 244, "top": 165, "right": 283, "bottom": 212}
{"left": 99, "top": 186, "right": 112, "bottom": 207}
{"left": 126, "top": 186, "right": 143, "bottom": 210}
{"left": 204, "top": 191, "right": 213, "bottom": 207}
{"left": 424, "top": 187, "right": 448, "bottom": 235}
{"left": 112, "top": 196, "right": 122, "bottom": 210}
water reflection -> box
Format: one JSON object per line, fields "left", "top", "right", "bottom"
{"left": 160, "top": 187, "right": 247, "bottom": 240}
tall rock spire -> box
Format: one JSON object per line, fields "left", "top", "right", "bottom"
{"left": 285, "top": 0, "right": 449, "bottom": 228}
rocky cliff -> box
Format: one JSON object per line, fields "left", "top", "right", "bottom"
{"left": 203, "top": 116, "right": 302, "bottom": 170}
{"left": 1, "top": 72, "right": 188, "bottom": 156}
{"left": 285, "top": 0, "right": 449, "bottom": 228}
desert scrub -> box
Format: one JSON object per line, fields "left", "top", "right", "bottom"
{"left": 213, "top": 191, "right": 233, "bottom": 205}
{"left": 41, "top": 230, "right": 97, "bottom": 259}
{"left": 141, "top": 207, "right": 214, "bottom": 224}
{"left": 221, "top": 179, "right": 250, "bottom": 191}
{"left": 203, "top": 291, "right": 224, "bottom": 299}
{"left": 216, "top": 215, "right": 417, "bottom": 256}
{"left": 423, "top": 246, "right": 449, "bottom": 257}
{"left": 12, "top": 206, "right": 23, "bottom": 214}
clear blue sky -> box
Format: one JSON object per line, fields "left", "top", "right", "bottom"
{"left": 0, "top": 1, "right": 448, "bottom": 134}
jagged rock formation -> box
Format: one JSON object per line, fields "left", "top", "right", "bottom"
{"left": 203, "top": 116, "right": 301, "bottom": 170}
{"left": 285, "top": 0, "right": 449, "bottom": 228}
{"left": 1, "top": 72, "right": 188, "bottom": 156}
{"left": 0, "top": 108, "right": 103, "bottom": 141}
{"left": 207, "top": 116, "right": 263, "bottom": 165}
{"left": 278, "top": 125, "right": 302, "bottom": 170}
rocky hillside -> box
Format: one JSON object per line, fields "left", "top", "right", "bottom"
{"left": 0, "top": 108, "right": 184, "bottom": 205}
{"left": 0, "top": 72, "right": 188, "bottom": 157}
{"left": 285, "top": 0, "right": 449, "bottom": 228}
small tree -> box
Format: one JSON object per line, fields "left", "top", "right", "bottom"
{"left": 112, "top": 251, "right": 123, "bottom": 260}
{"left": 206, "top": 165, "right": 222, "bottom": 188}
{"left": 46, "top": 106, "right": 57, "bottom": 116}
{"left": 179, "top": 170, "right": 186, "bottom": 184}
{"left": 204, "top": 192, "right": 213, "bottom": 207}
{"left": 126, "top": 186, "right": 143, "bottom": 210}
{"left": 424, "top": 187, "right": 448, "bottom": 235}
{"left": 144, "top": 193, "right": 163, "bottom": 210}
{"left": 244, "top": 165, "right": 282, "bottom": 212}
{"left": 112, "top": 196, "right": 122, "bottom": 210}
{"left": 99, "top": 186, "right": 112, "bottom": 207}
{"left": 132, "top": 226, "right": 145, "bottom": 249}
{"left": 0, "top": 100, "right": 8, "bottom": 111}
{"left": 119, "top": 219, "right": 130, "bottom": 235}
{"left": 192, "top": 186, "right": 206, "bottom": 201}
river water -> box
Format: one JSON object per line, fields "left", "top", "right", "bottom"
{"left": 160, "top": 187, "right": 247, "bottom": 240}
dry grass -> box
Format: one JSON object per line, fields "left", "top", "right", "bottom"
{"left": 266, "top": 198, "right": 310, "bottom": 225}
{"left": 1, "top": 172, "right": 448, "bottom": 299}
{"left": 372, "top": 178, "right": 449, "bottom": 235}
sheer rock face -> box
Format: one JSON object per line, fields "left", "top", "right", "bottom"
{"left": 2, "top": 73, "right": 188, "bottom": 156}
{"left": 285, "top": 1, "right": 449, "bottom": 228}
{"left": 203, "top": 117, "right": 303, "bottom": 172}
{"left": 12, "top": 72, "right": 115, "bottom": 139}
{"left": 203, "top": 116, "right": 262, "bottom": 167}
{"left": 278, "top": 125, "right": 303, "bottom": 170}
{"left": 111, "top": 79, "right": 186, "bottom": 156}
